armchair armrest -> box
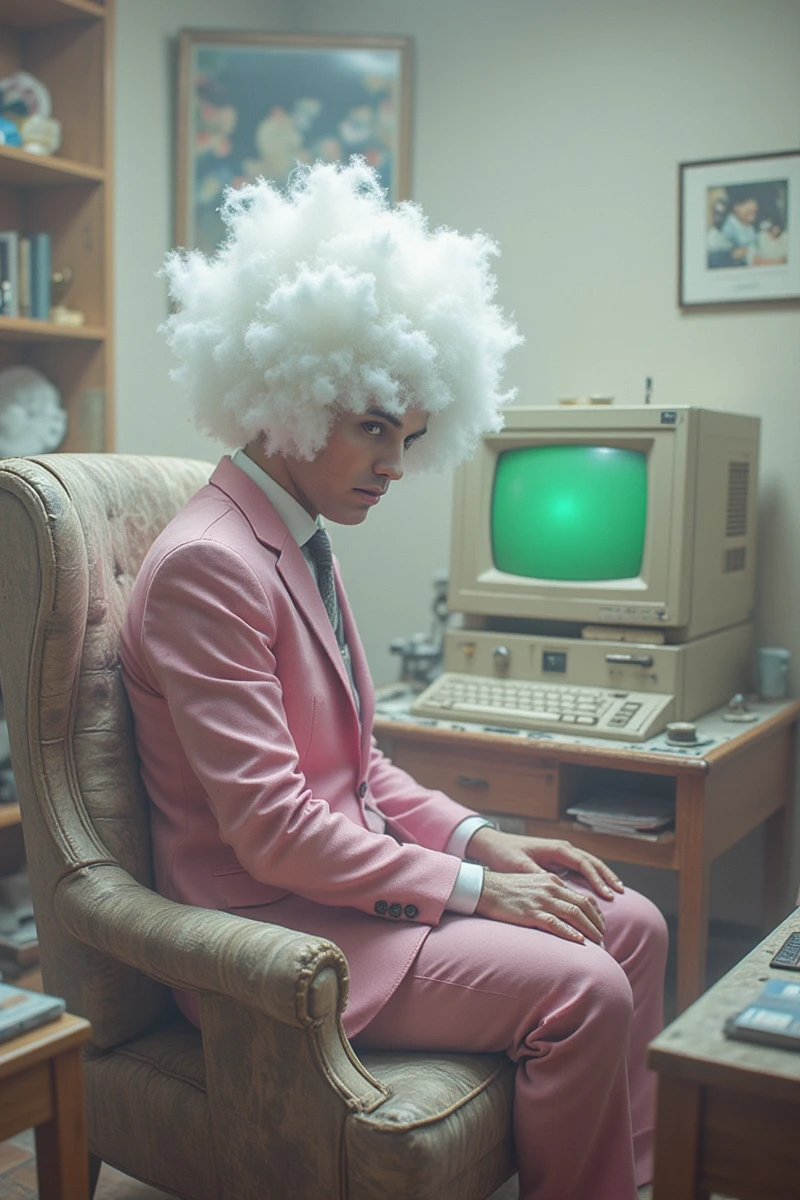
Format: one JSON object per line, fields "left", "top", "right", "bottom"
{"left": 58, "top": 860, "right": 344, "bottom": 1026}
{"left": 57, "top": 860, "right": 389, "bottom": 1112}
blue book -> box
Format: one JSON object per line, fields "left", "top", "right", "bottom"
{"left": 0, "top": 981, "right": 66, "bottom": 1043}
{"left": 29, "top": 232, "right": 51, "bottom": 321}
{"left": 0, "top": 230, "right": 19, "bottom": 317}
{"left": 724, "top": 977, "right": 800, "bottom": 1050}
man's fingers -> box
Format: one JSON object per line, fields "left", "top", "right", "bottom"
{"left": 556, "top": 848, "right": 625, "bottom": 898}
{"left": 558, "top": 890, "right": 605, "bottom": 939}
{"left": 579, "top": 862, "right": 617, "bottom": 899}
{"left": 538, "top": 905, "right": 602, "bottom": 944}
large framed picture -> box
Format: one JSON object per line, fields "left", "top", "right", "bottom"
{"left": 176, "top": 31, "right": 412, "bottom": 255}
{"left": 679, "top": 150, "right": 800, "bottom": 307}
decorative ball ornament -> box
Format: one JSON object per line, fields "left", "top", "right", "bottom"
{"left": 0, "top": 365, "right": 67, "bottom": 457}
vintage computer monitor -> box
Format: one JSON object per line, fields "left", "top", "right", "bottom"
{"left": 412, "top": 405, "right": 760, "bottom": 740}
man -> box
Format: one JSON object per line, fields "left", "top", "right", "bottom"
{"left": 122, "top": 160, "right": 666, "bottom": 1199}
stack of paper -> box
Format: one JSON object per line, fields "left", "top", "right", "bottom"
{"left": 566, "top": 792, "right": 675, "bottom": 840}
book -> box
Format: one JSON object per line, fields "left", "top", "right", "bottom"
{"left": 0, "top": 230, "right": 20, "bottom": 318}
{"left": 724, "top": 977, "right": 800, "bottom": 1051}
{"left": 18, "top": 235, "right": 31, "bottom": 318}
{"left": 0, "top": 981, "right": 65, "bottom": 1043}
{"left": 29, "top": 231, "right": 51, "bottom": 321}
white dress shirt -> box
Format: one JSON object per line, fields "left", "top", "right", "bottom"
{"left": 231, "top": 449, "right": 489, "bottom": 913}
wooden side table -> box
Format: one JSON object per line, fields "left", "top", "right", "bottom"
{"left": 648, "top": 909, "right": 800, "bottom": 1199}
{"left": 0, "top": 1012, "right": 92, "bottom": 1199}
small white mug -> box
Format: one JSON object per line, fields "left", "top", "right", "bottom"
{"left": 757, "top": 646, "right": 791, "bottom": 700}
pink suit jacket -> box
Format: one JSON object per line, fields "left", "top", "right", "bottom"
{"left": 121, "top": 457, "right": 478, "bottom": 1034}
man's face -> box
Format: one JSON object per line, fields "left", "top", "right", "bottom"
{"left": 275, "top": 404, "right": 429, "bottom": 524}
{"left": 733, "top": 198, "right": 758, "bottom": 225}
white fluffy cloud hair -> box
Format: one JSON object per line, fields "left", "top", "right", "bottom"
{"left": 161, "top": 158, "right": 523, "bottom": 471}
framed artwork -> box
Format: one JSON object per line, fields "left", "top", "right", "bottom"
{"left": 679, "top": 150, "right": 800, "bottom": 307}
{"left": 176, "top": 30, "right": 412, "bottom": 255}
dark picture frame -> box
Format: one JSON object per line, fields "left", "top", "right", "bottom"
{"left": 678, "top": 149, "right": 800, "bottom": 307}
{"left": 176, "top": 30, "right": 413, "bottom": 255}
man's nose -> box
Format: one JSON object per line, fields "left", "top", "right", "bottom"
{"left": 375, "top": 447, "right": 405, "bottom": 481}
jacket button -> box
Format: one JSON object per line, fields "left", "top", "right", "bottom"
{"left": 388, "top": 903, "right": 403, "bottom": 918}
{"left": 374, "top": 900, "right": 388, "bottom": 915}
{"left": 404, "top": 904, "right": 419, "bottom": 919}
{"left": 358, "top": 781, "right": 367, "bottom": 798}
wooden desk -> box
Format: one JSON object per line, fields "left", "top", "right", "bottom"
{"left": 0, "top": 1012, "right": 92, "bottom": 1199}
{"left": 648, "top": 909, "right": 800, "bottom": 1200}
{"left": 375, "top": 699, "right": 800, "bottom": 1012}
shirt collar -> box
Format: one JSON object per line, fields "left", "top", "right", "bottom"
{"left": 231, "top": 448, "right": 322, "bottom": 549}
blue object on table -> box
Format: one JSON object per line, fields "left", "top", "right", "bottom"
{"left": 0, "top": 117, "right": 22, "bottom": 147}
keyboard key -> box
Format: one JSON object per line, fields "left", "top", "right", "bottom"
{"left": 458, "top": 703, "right": 561, "bottom": 723}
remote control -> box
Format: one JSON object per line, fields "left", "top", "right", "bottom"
{"left": 769, "top": 931, "right": 800, "bottom": 971}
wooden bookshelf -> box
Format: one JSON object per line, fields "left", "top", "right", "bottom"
{"left": 0, "top": 0, "right": 114, "bottom": 947}
{"left": 0, "top": 315, "right": 106, "bottom": 342}
{"left": 0, "top": 143, "right": 105, "bottom": 187}
{"left": 1, "top": 1, "right": 108, "bottom": 29}
{"left": 0, "top": 0, "right": 114, "bottom": 452}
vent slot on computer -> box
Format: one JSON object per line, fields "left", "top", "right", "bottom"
{"left": 725, "top": 461, "right": 749, "bottom": 538}
{"left": 724, "top": 546, "right": 747, "bottom": 573}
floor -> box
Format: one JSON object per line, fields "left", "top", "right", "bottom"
{"left": 0, "top": 926, "right": 754, "bottom": 1199}
{"left": 0, "top": 1131, "right": 168, "bottom": 1198}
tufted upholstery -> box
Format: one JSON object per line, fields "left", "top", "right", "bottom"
{"left": 0, "top": 454, "right": 515, "bottom": 1199}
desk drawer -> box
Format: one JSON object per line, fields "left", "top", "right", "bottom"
{"left": 393, "top": 746, "right": 559, "bottom": 821}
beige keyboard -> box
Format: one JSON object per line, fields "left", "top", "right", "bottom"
{"left": 410, "top": 672, "right": 675, "bottom": 741}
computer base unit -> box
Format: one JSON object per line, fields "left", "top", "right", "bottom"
{"left": 410, "top": 623, "right": 753, "bottom": 741}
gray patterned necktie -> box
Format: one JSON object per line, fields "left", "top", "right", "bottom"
{"left": 306, "top": 528, "right": 345, "bottom": 649}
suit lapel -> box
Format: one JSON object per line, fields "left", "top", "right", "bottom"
{"left": 209, "top": 458, "right": 362, "bottom": 729}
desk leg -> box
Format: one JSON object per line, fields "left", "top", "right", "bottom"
{"left": 34, "top": 1046, "right": 90, "bottom": 1200}
{"left": 763, "top": 804, "right": 792, "bottom": 932}
{"left": 762, "top": 721, "right": 796, "bottom": 931}
{"left": 675, "top": 775, "right": 710, "bottom": 1012}
{"left": 652, "top": 1075, "right": 707, "bottom": 1200}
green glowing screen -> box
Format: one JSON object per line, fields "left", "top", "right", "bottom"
{"left": 491, "top": 445, "right": 648, "bottom": 581}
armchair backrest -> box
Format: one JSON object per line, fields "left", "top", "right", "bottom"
{"left": 0, "top": 454, "right": 214, "bottom": 1048}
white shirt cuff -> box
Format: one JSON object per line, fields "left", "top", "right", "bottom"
{"left": 444, "top": 814, "right": 494, "bottom": 859}
{"left": 445, "top": 860, "right": 486, "bottom": 915}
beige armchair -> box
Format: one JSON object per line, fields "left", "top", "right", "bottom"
{"left": 0, "top": 453, "right": 515, "bottom": 1200}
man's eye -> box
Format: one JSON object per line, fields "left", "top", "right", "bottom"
{"left": 362, "top": 422, "right": 383, "bottom": 436}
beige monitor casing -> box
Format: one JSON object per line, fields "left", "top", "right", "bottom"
{"left": 449, "top": 406, "right": 760, "bottom": 643}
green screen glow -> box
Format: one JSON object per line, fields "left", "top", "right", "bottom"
{"left": 491, "top": 445, "right": 647, "bottom": 581}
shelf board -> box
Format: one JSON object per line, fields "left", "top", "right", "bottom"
{"left": 0, "top": 317, "right": 105, "bottom": 343}
{"left": 0, "top": 806, "right": 21, "bottom": 831}
{"left": 0, "top": 146, "right": 104, "bottom": 188}
{"left": 0, "top": 0, "right": 106, "bottom": 28}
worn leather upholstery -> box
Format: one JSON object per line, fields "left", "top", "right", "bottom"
{"left": 0, "top": 454, "right": 515, "bottom": 1199}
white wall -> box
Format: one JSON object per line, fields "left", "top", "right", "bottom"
{"left": 114, "top": 0, "right": 800, "bottom": 916}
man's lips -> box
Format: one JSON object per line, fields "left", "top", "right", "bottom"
{"left": 353, "top": 487, "right": 386, "bottom": 505}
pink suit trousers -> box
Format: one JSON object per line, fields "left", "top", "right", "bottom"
{"left": 355, "top": 881, "right": 668, "bottom": 1200}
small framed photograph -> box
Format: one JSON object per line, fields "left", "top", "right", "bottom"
{"left": 679, "top": 149, "right": 800, "bottom": 307}
{"left": 176, "top": 30, "right": 413, "bottom": 255}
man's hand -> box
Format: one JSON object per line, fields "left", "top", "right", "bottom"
{"left": 466, "top": 827, "right": 624, "bottom": 900}
{"left": 475, "top": 869, "right": 606, "bottom": 943}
